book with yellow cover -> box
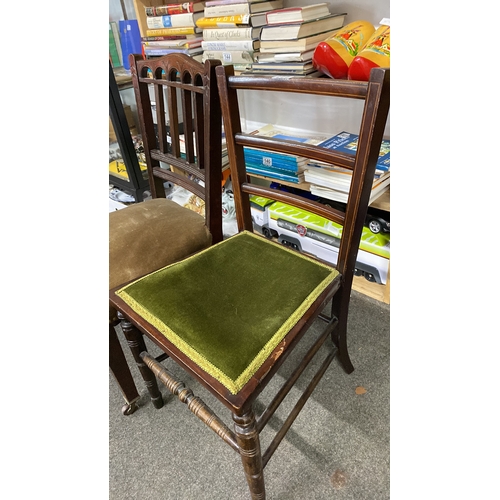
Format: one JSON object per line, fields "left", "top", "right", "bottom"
{"left": 146, "top": 26, "right": 201, "bottom": 36}
{"left": 196, "top": 14, "right": 250, "bottom": 28}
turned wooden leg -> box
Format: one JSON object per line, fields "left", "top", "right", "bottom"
{"left": 118, "top": 312, "right": 164, "bottom": 409}
{"left": 233, "top": 410, "right": 266, "bottom": 500}
{"left": 109, "top": 323, "right": 140, "bottom": 415}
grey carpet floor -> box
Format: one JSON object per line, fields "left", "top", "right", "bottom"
{"left": 109, "top": 290, "right": 390, "bottom": 499}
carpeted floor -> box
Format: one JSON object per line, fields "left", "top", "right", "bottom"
{"left": 109, "top": 290, "right": 390, "bottom": 499}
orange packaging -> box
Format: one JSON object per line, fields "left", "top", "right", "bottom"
{"left": 312, "top": 20, "right": 375, "bottom": 79}
{"left": 348, "top": 25, "right": 390, "bottom": 81}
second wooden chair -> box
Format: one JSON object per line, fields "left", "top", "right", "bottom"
{"left": 109, "top": 54, "right": 224, "bottom": 414}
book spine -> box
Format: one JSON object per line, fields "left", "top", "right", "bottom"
{"left": 145, "top": 3, "right": 197, "bottom": 16}
{"left": 204, "top": 4, "right": 250, "bottom": 17}
{"left": 196, "top": 15, "right": 250, "bottom": 28}
{"left": 244, "top": 150, "right": 300, "bottom": 171}
{"left": 205, "top": 0, "right": 247, "bottom": 6}
{"left": 109, "top": 21, "right": 123, "bottom": 67}
{"left": 109, "top": 24, "right": 121, "bottom": 67}
{"left": 143, "top": 40, "right": 202, "bottom": 47}
{"left": 146, "top": 13, "right": 195, "bottom": 29}
{"left": 144, "top": 48, "right": 191, "bottom": 56}
{"left": 203, "top": 27, "right": 259, "bottom": 40}
{"left": 246, "top": 164, "right": 302, "bottom": 183}
{"left": 202, "top": 49, "right": 255, "bottom": 64}
{"left": 201, "top": 39, "right": 256, "bottom": 51}
{"left": 146, "top": 27, "right": 199, "bottom": 36}
{"left": 142, "top": 35, "right": 195, "bottom": 41}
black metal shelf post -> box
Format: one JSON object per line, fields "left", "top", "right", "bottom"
{"left": 109, "top": 61, "right": 150, "bottom": 202}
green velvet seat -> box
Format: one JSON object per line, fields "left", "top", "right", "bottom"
{"left": 116, "top": 231, "right": 339, "bottom": 394}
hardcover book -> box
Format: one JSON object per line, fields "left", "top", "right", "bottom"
{"left": 259, "top": 28, "right": 341, "bottom": 52}
{"left": 255, "top": 49, "right": 315, "bottom": 63}
{"left": 145, "top": 2, "right": 205, "bottom": 16}
{"left": 202, "top": 49, "right": 256, "bottom": 64}
{"left": 142, "top": 34, "right": 201, "bottom": 41}
{"left": 119, "top": 19, "right": 142, "bottom": 70}
{"left": 204, "top": 0, "right": 283, "bottom": 17}
{"left": 146, "top": 12, "right": 204, "bottom": 29}
{"left": 143, "top": 37, "right": 203, "bottom": 48}
{"left": 201, "top": 39, "right": 260, "bottom": 51}
{"left": 196, "top": 14, "right": 251, "bottom": 28}
{"left": 249, "top": 61, "right": 316, "bottom": 75}
{"left": 265, "top": 3, "right": 331, "bottom": 25}
{"left": 146, "top": 26, "right": 202, "bottom": 36}
{"left": 206, "top": 0, "right": 271, "bottom": 5}
{"left": 260, "top": 13, "right": 346, "bottom": 40}
{"left": 144, "top": 46, "right": 204, "bottom": 57}
{"left": 202, "top": 26, "right": 263, "bottom": 40}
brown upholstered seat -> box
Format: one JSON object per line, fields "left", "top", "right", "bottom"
{"left": 109, "top": 198, "right": 211, "bottom": 290}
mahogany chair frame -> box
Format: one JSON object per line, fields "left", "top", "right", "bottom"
{"left": 110, "top": 66, "right": 390, "bottom": 498}
{"left": 109, "top": 54, "right": 224, "bottom": 414}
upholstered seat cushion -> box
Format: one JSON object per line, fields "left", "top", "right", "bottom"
{"left": 109, "top": 198, "right": 212, "bottom": 290}
{"left": 115, "top": 231, "right": 339, "bottom": 394}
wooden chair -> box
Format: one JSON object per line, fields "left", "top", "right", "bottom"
{"left": 109, "top": 66, "right": 390, "bottom": 498}
{"left": 109, "top": 53, "right": 223, "bottom": 414}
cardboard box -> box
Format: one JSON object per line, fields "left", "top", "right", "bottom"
{"left": 109, "top": 105, "right": 136, "bottom": 142}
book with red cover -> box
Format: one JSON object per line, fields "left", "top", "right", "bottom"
{"left": 145, "top": 1, "right": 205, "bottom": 16}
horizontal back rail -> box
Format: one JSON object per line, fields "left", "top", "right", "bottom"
{"left": 241, "top": 182, "right": 346, "bottom": 227}
{"left": 226, "top": 75, "right": 369, "bottom": 99}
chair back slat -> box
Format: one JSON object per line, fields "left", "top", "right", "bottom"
{"left": 129, "top": 53, "right": 224, "bottom": 244}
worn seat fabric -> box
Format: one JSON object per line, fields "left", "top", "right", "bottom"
{"left": 115, "top": 230, "right": 339, "bottom": 394}
{"left": 109, "top": 198, "right": 211, "bottom": 290}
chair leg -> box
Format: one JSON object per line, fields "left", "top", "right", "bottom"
{"left": 331, "top": 292, "right": 354, "bottom": 374}
{"left": 109, "top": 323, "right": 140, "bottom": 415}
{"left": 233, "top": 410, "right": 266, "bottom": 500}
{"left": 118, "top": 312, "right": 164, "bottom": 409}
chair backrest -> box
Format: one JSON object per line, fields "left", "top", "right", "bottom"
{"left": 129, "top": 53, "right": 224, "bottom": 244}
{"left": 215, "top": 67, "right": 390, "bottom": 296}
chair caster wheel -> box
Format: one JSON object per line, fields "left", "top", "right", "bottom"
{"left": 122, "top": 402, "right": 139, "bottom": 415}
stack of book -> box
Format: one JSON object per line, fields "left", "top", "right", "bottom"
{"left": 248, "top": 4, "right": 346, "bottom": 76}
{"left": 242, "top": 124, "right": 330, "bottom": 184}
{"left": 304, "top": 131, "right": 391, "bottom": 204}
{"left": 141, "top": 1, "right": 206, "bottom": 60}
{"left": 197, "top": 0, "right": 283, "bottom": 72}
